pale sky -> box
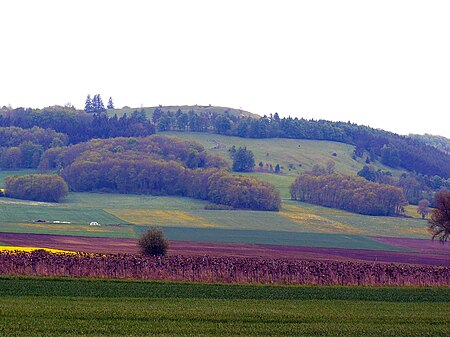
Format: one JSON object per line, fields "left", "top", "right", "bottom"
{"left": 1, "top": 1, "right": 450, "bottom": 137}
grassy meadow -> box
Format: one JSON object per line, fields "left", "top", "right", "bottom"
{"left": 162, "top": 131, "right": 407, "bottom": 178}
{"left": 0, "top": 277, "right": 448, "bottom": 336}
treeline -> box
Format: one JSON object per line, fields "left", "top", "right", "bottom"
{"left": 61, "top": 161, "right": 279, "bottom": 211}
{"left": 290, "top": 173, "right": 406, "bottom": 216}
{"left": 0, "top": 126, "right": 68, "bottom": 169}
{"left": 0, "top": 106, "right": 155, "bottom": 144}
{"left": 357, "top": 165, "right": 450, "bottom": 205}
{"left": 4, "top": 174, "right": 68, "bottom": 202}
{"left": 39, "top": 135, "right": 279, "bottom": 211}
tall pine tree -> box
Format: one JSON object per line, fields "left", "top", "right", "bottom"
{"left": 107, "top": 97, "right": 114, "bottom": 109}
{"left": 84, "top": 94, "right": 94, "bottom": 113}
{"left": 91, "top": 94, "right": 106, "bottom": 113}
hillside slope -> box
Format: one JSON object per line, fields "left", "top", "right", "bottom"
{"left": 162, "top": 131, "right": 406, "bottom": 198}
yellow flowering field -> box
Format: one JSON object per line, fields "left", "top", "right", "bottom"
{"left": 0, "top": 246, "right": 75, "bottom": 254}
{"left": 106, "top": 209, "right": 217, "bottom": 228}
{"left": 280, "top": 204, "right": 368, "bottom": 235}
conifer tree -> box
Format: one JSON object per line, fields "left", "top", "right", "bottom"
{"left": 107, "top": 97, "right": 114, "bottom": 109}
{"left": 92, "top": 94, "right": 106, "bottom": 113}
{"left": 84, "top": 94, "right": 94, "bottom": 113}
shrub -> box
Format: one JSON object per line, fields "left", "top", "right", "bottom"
{"left": 138, "top": 227, "right": 169, "bottom": 256}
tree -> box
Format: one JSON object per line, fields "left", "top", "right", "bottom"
{"left": 428, "top": 190, "right": 450, "bottom": 242}
{"left": 92, "top": 94, "right": 106, "bottom": 113}
{"left": 138, "top": 227, "right": 169, "bottom": 256}
{"left": 417, "top": 199, "right": 430, "bottom": 219}
{"left": 358, "top": 165, "right": 377, "bottom": 182}
{"left": 231, "top": 147, "right": 255, "bottom": 172}
{"left": 214, "top": 115, "right": 232, "bottom": 134}
{"left": 258, "top": 161, "right": 264, "bottom": 171}
{"left": 84, "top": 94, "right": 94, "bottom": 113}
{"left": 107, "top": 97, "right": 114, "bottom": 109}
{"left": 275, "top": 163, "right": 280, "bottom": 173}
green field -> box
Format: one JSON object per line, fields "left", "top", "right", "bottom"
{"left": 0, "top": 190, "right": 430, "bottom": 248}
{"left": 0, "top": 277, "right": 448, "bottom": 336}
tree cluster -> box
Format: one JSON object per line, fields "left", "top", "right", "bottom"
{"left": 229, "top": 146, "right": 255, "bottom": 172}
{"left": 357, "top": 165, "right": 450, "bottom": 205}
{"left": 84, "top": 94, "right": 108, "bottom": 113}
{"left": 208, "top": 171, "right": 281, "bottom": 211}
{"left": 290, "top": 173, "right": 406, "bottom": 216}
{"left": 4, "top": 174, "right": 68, "bottom": 202}
{"left": 0, "top": 126, "right": 68, "bottom": 169}
{"left": 39, "top": 135, "right": 225, "bottom": 171}
{"left": 39, "top": 135, "right": 279, "bottom": 211}
{"left": 0, "top": 107, "right": 155, "bottom": 144}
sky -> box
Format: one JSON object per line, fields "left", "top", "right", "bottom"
{"left": 1, "top": 0, "right": 450, "bottom": 137}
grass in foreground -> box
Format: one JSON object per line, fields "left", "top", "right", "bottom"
{"left": 0, "top": 277, "right": 449, "bottom": 336}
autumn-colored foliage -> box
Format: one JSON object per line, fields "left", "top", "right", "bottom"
{"left": 290, "top": 173, "right": 406, "bottom": 216}
{"left": 5, "top": 174, "right": 68, "bottom": 202}
{"left": 208, "top": 171, "right": 281, "bottom": 211}
{"left": 42, "top": 135, "right": 279, "bottom": 210}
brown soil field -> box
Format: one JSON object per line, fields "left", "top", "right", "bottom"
{"left": 0, "top": 232, "right": 448, "bottom": 266}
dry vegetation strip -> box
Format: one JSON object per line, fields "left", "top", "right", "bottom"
{"left": 1, "top": 251, "right": 449, "bottom": 287}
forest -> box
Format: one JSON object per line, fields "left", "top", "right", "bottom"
{"left": 38, "top": 135, "right": 280, "bottom": 211}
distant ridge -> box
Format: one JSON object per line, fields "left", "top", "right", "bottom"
{"left": 109, "top": 105, "right": 260, "bottom": 119}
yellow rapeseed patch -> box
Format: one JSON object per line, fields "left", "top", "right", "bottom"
{"left": 280, "top": 204, "right": 368, "bottom": 235}
{"left": 106, "top": 209, "right": 217, "bottom": 228}
{"left": 0, "top": 246, "right": 75, "bottom": 254}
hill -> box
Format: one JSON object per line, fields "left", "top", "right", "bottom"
{"left": 0, "top": 105, "right": 448, "bottom": 266}
{"left": 108, "top": 105, "right": 259, "bottom": 120}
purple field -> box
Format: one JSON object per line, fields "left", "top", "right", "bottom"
{"left": 1, "top": 232, "right": 449, "bottom": 266}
